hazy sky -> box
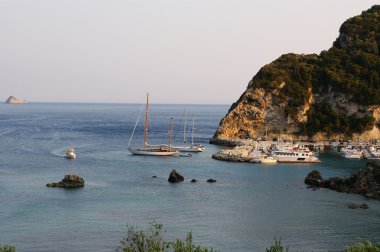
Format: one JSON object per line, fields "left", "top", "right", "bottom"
{"left": 0, "top": 0, "right": 378, "bottom": 104}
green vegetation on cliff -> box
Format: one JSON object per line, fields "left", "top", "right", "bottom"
{"left": 299, "top": 102, "right": 375, "bottom": 137}
{"left": 246, "top": 5, "right": 380, "bottom": 137}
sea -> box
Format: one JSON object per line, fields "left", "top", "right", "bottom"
{"left": 0, "top": 103, "right": 379, "bottom": 252}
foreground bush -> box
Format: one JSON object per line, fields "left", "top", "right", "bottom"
{"left": 116, "top": 221, "right": 216, "bottom": 252}
{"left": 266, "top": 238, "right": 289, "bottom": 252}
{"left": 0, "top": 245, "right": 15, "bottom": 252}
{"left": 345, "top": 240, "right": 380, "bottom": 252}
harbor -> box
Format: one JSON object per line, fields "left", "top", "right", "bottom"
{"left": 212, "top": 139, "right": 380, "bottom": 162}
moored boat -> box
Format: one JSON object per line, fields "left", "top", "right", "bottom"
{"left": 251, "top": 155, "right": 277, "bottom": 164}
{"left": 173, "top": 110, "right": 205, "bottom": 153}
{"left": 260, "top": 156, "right": 278, "bottom": 164}
{"left": 271, "top": 150, "right": 320, "bottom": 163}
{"left": 128, "top": 94, "right": 179, "bottom": 156}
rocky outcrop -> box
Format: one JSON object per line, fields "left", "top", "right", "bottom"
{"left": 5, "top": 96, "right": 26, "bottom": 104}
{"left": 212, "top": 145, "right": 254, "bottom": 162}
{"left": 305, "top": 162, "right": 380, "bottom": 200}
{"left": 168, "top": 169, "right": 184, "bottom": 183}
{"left": 46, "top": 174, "right": 85, "bottom": 188}
{"left": 211, "top": 5, "right": 380, "bottom": 145}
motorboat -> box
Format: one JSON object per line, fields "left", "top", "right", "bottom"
{"left": 65, "top": 147, "right": 76, "bottom": 159}
{"left": 251, "top": 155, "right": 277, "bottom": 164}
{"left": 260, "top": 156, "right": 278, "bottom": 164}
{"left": 271, "top": 150, "right": 320, "bottom": 163}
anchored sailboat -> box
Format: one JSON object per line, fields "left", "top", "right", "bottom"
{"left": 128, "top": 94, "right": 179, "bottom": 156}
{"left": 173, "top": 107, "right": 205, "bottom": 152}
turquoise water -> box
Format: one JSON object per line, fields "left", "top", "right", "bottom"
{"left": 0, "top": 103, "right": 379, "bottom": 252}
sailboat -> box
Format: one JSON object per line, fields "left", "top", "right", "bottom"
{"left": 128, "top": 94, "right": 179, "bottom": 156}
{"left": 173, "top": 107, "right": 205, "bottom": 153}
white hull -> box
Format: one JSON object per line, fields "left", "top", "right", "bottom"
{"left": 65, "top": 153, "right": 76, "bottom": 159}
{"left": 271, "top": 150, "right": 320, "bottom": 163}
{"left": 276, "top": 158, "right": 320, "bottom": 163}
{"left": 344, "top": 153, "right": 362, "bottom": 159}
{"left": 65, "top": 148, "right": 76, "bottom": 159}
{"left": 260, "top": 157, "right": 277, "bottom": 164}
{"left": 173, "top": 145, "right": 205, "bottom": 152}
{"left": 129, "top": 148, "right": 178, "bottom": 156}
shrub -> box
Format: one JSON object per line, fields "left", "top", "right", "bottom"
{"left": 345, "top": 240, "right": 380, "bottom": 252}
{"left": 116, "top": 221, "right": 216, "bottom": 252}
{"left": 266, "top": 238, "right": 289, "bottom": 252}
{"left": 0, "top": 245, "right": 16, "bottom": 252}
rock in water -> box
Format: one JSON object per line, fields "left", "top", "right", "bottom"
{"left": 168, "top": 169, "right": 184, "bottom": 183}
{"left": 304, "top": 170, "right": 323, "bottom": 187}
{"left": 46, "top": 174, "right": 84, "bottom": 188}
{"left": 207, "top": 179, "right": 217, "bottom": 183}
{"left": 348, "top": 203, "right": 369, "bottom": 209}
{"left": 305, "top": 162, "right": 380, "bottom": 200}
{"left": 5, "top": 96, "right": 26, "bottom": 104}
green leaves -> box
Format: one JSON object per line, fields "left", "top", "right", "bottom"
{"left": 0, "top": 245, "right": 16, "bottom": 252}
{"left": 116, "top": 222, "right": 216, "bottom": 252}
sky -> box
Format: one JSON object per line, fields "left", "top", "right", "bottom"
{"left": 0, "top": 0, "right": 378, "bottom": 104}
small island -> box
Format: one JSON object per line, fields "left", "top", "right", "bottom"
{"left": 5, "top": 96, "right": 26, "bottom": 104}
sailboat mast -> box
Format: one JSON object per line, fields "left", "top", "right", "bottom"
{"left": 144, "top": 93, "right": 149, "bottom": 148}
{"left": 169, "top": 117, "right": 173, "bottom": 147}
{"left": 191, "top": 117, "right": 195, "bottom": 145}
{"left": 183, "top": 106, "right": 187, "bottom": 145}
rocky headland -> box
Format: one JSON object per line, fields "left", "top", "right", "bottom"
{"left": 305, "top": 162, "right": 380, "bottom": 200}
{"left": 5, "top": 96, "right": 26, "bottom": 104}
{"left": 211, "top": 5, "right": 380, "bottom": 146}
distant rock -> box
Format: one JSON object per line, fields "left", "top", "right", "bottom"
{"left": 168, "top": 169, "right": 184, "bottom": 183}
{"left": 207, "top": 179, "right": 217, "bottom": 183}
{"left": 191, "top": 179, "right": 198, "bottom": 183}
{"left": 305, "top": 162, "right": 380, "bottom": 200}
{"left": 348, "top": 203, "right": 369, "bottom": 209}
{"left": 5, "top": 96, "right": 26, "bottom": 104}
{"left": 46, "top": 174, "right": 84, "bottom": 188}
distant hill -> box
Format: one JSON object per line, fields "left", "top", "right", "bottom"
{"left": 211, "top": 5, "right": 380, "bottom": 143}
{"left": 5, "top": 96, "right": 26, "bottom": 104}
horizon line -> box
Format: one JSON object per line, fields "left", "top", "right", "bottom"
{"left": 5, "top": 101, "right": 231, "bottom": 106}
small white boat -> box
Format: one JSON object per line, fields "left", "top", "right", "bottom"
{"left": 251, "top": 155, "right": 277, "bottom": 164}
{"left": 65, "top": 148, "right": 76, "bottom": 159}
{"left": 174, "top": 144, "right": 205, "bottom": 152}
{"left": 343, "top": 152, "right": 363, "bottom": 159}
{"left": 260, "top": 156, "right": 277, "bottom": 164}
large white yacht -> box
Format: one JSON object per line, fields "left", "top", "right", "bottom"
{"left": 270, "top": 149, "right": 320, "bottom": 163}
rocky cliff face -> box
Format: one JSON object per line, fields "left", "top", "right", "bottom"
{"left": 212, "top": 5, "right": 380, "bottom": 143}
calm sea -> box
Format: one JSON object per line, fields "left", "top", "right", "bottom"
{"left": 0, "top": 103, "right": 379, "bottom": 252}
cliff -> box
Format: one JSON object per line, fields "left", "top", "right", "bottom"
{"left": 5, "top": 96, "right": 26, "bottom": 104}
{"left": 211, "top": 5, "right": 380, "bottom": 144}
